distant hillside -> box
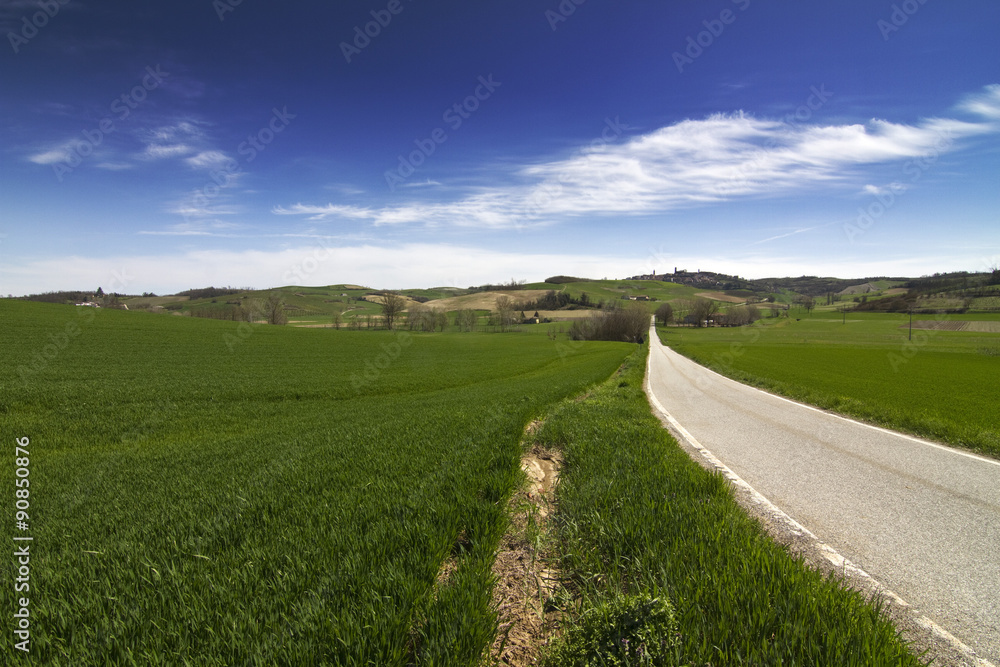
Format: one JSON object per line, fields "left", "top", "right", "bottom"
{"left": 749, "top": 276, "right": 907, "bottom": 297}
{"left": 13, "top": 269, "right": 998, "bottom": 318}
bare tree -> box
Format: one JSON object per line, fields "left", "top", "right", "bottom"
{"left": 332, "top": 309, "right": 342, "bottom": 329}
{"left": 569, "top": 302, "right": 648, "bottom": 343}
{"left": 456, "top": 309, "right": 478, "bottom": 332}
{"left": 672, "top": 299, "right": 693, "bottom": 326}
{"left": 691, "top": 298, "right": 719, "bottom": 327}
{"left": 379, "top": 292, "right": 406, "bottom": 330}
{"left": 240, "top": 298, "right": 265, "bottom": 323}
{"left": 655, "top": 302, "right": 674, "bottom": 326}
{"left": 407, "top": 304, "right": 436, "bottom": 331}
{"left": 801, "top": 296, "right": 816, "bottom": 315}
{"left": 264, "top": 294, "right": 288, "bottom": 325}
{"left": 719, "top": 305, "right": 760, "bottom": 327}
{"left": 494, "top": 295, "right": 517, "bottom": 332}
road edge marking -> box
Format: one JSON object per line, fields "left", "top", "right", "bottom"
{"left": 642, "top": 332, "right": 997, "bottom": 667}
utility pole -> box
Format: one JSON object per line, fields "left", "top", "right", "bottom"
{"left": 908, "top": 307, "right": 913, "bottom": 341}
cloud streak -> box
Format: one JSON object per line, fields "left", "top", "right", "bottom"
{"left": 274, "top": 86, "right": 1000, "bottom": 230}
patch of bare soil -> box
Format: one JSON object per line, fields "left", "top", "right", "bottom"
{"left": 961, "top": 321, "right": 1000, "bottom": 333}
{"left": 424, "top": 290, "right": 553, "bottom": 312}
{"left": 490, "top": 421, "right": 564, "bottom": 666}
{"left": 694, "top": 291, "right": 745, "bottom": 303}
{"left": 902, "top": 320, "right": 969, "bottom": 331}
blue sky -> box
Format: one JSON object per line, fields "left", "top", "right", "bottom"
{"left": 1, "top": 0, "right": 998, "bottom": 295}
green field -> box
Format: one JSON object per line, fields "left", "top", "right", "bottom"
{"left": 660, "top": 312, "right": 1000, "bottom": 458}
{"left": 527, "top": 279, "right": 717, "bottom": 307}
{"left": 2, "top": 301, "right": 939, "bottom": 665}
{"left": 1, "top": 301, "right": 630, "bottom": 665}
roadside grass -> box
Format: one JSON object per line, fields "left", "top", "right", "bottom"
{"left": 1, "top": 300, "right": 630, "bottom": 665}
{"left": 660, "top": 313, "right": 1000, "bottom": 458}
{"left": 536, "top": 344, "right": 923, "bottom": 666}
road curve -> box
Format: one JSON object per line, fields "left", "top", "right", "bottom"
{"left": 644, "top": 323, "right": 1000, "bottom": 666}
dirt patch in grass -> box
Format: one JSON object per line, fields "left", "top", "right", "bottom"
{"left": 490, "top": 421, "right": 564, "bottom": 666}
{"left": 533, "top": 310, "right": 593, "bottom": 321}
{"left": 899, "top": 318, "right": 1000, "bottom": 333}
{"left": 962, "top": 321, "right": 1000, "bottom": 333}
{"left": 425, "top": 290, "right": 552, "bottom": 312}
{"left": 695, "top": 291, "right": 745, "bottom": 303}
{"left": 902, "top": 321, "right": 969, "bottom": 332}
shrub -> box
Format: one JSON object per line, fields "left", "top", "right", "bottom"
{"left": 545, "top": 593, "right": 679, "bottom": 666}
{"left": 569, "top": 304, "right": 648, "bottom": 343}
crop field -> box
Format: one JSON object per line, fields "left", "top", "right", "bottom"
{"left": 661, "top": 312, "right": 1000, "bottom": 457}
{"left": 0, "top": 300, "right": 630, "bottom": 665}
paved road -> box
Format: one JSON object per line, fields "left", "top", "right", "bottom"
{"left": 644, "top": 324, "right": 1000, "bottom": 665}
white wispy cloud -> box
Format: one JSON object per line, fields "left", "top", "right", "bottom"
{"left": 142, "top": 143, "right": 195, "bottom": 159}
{"left": 957, "top": 84, "right": 1000, "bottom": 120}
{"left": 139, "top": 121, "right": 217, "bottom": 163}
{"left": 139, "top": 220, "right": 241, "bottom": 236}
{"left": 95, "top": 162, "right": 134, "bottom": 171}
{"left": 184, "top": 150, "right": 232, "bottom": 170}
{"left": 166, "top": 203, "right": 240, "bottom": 220}
{"left": 274, "top": 85, "right": 1000, "bottom": 230}
{"left": 861, "top": 183, "right": 908, "bottom": 197}
{"left": 27, "top": 144, "right": 77, "bottom": 165}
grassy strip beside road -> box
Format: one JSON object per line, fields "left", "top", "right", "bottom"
{"left": 537, "top": 344, "right": 921, "bottom": 665}
{"left": 660, "top": 313, "right": 1000, "bottom": 458}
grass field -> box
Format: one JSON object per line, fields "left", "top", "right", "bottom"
{"left": 660, "top": 312, "right": 1000, "bottom": 458}
{"left": 532, "top": 279, "right": 712, "bottom": 308}
{"left": 537, "top": 345, "right": 921, "bottom": 665}
{"left": 1, "top": 301, "right": 630, "bottom": 665}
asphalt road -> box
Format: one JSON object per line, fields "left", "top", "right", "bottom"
{"left": 644, "top": 324, "right": 1000, "bottom": 665}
